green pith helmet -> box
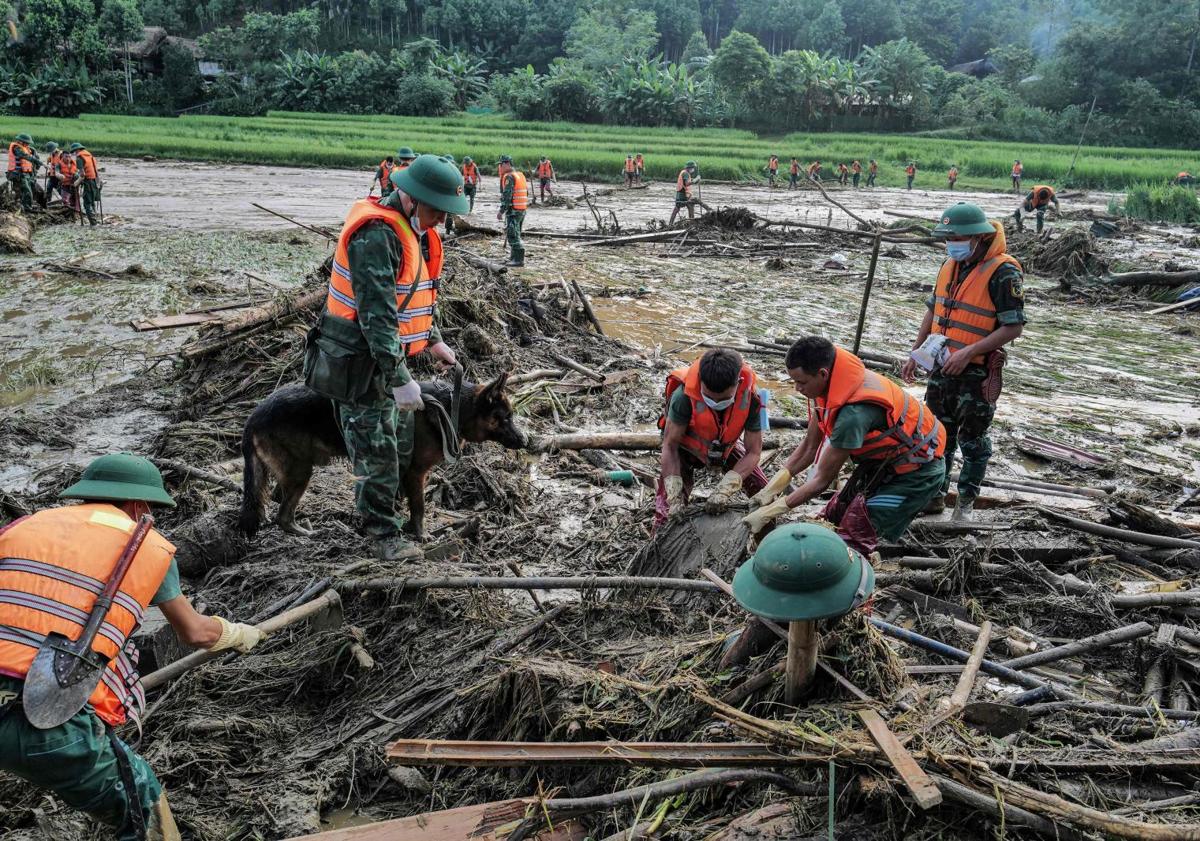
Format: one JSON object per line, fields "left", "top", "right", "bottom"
{"left": 59, "top": 453, "right": 176, "bottom": 508}
{"left": 16, "top": 133, "right": 32, "bottom": 143}
{"left": 497, "top": 154, "right": 512, "bottom": 165}
{"left": 391, "top": 154, "right": 469, "bottom": 215}
{"left": 686, "top": 160, "right": 697, "bottom": 169}
{"left": 732, "top": 523, "right": 874, "bottom": 622}
{"left": 932, "top": 202, "right": 995, "bottom": 238}
{"left": 69, "top": 143, "right": 84, "bottom": 152}
{"left": 396, "top": 146, "right": 416, "bottom": 160}
{"left": 442, "top": 153, "right": 456, "bottom": 163}
{"left": 463, "top": 156, "right": 473, "bottom": 163}
{"left": 44, "top": 141, "right": 57, "bottom": 153}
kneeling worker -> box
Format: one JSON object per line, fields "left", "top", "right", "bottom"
{"left": 306, "top": 155, "right": 468, "bottom": 561}
{"left": 657, "top": 348, "right": 768, "bottom": 526}
{"left": 744, "top": 337, "right": 946, "bottom": 550}
{"left": 0, "top": 453, "right": 263, "bottom": 840}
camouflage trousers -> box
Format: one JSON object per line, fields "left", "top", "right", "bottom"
{"left": 925, "top": 366, "right": 995, "bottom": 505}
{"left": 505, "top": 210, "right": 525, "bottom": 263}
{"left": 336, "top": 399, "right": 415, "bottom": 537}
{"left": 82, "top": 179, "right": 100, "bottom": 225}
{"left": 7, "top": 173, "right": 33, "bottom": 211}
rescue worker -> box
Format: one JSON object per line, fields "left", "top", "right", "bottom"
{"left": 1011, "top": 160, "right": 1023, "bottom": 192}
{"left": 905, "top": 161, "right": 917, "bottom": 190}
{"left": 496, "top": 154, "right": 527, "bottom": 267}
{"left": 634, "top": 153, "right": 645, "bottom": 184}
{"left": 461, "top": 155, "right": 480, "bottom": 211}
{"left": 1173, "top": 172, "right": 1195, "bottom": 186}
{"left": 624, "top": 154, "right": 636, "bottom": 187}
{"left": 1014, "top": 184, "right": 1059, "bottom": 233}
{"left": 0, "top": 453, "right": 263, "bottom": 841}
{"left": 948, "top": 165, "right": 958, "bottom": 190}
{"left": 900, "top": 202, "right": 1026, "bottom": 521}
{"left": 44, "top": 142, "right": 62, "bottom": 202}
{"left": 669, "top": 160, "right": 700, "bottom": 224}
{"left": 807, "top": 160, "right": 821, "bottom": 182}
{"left": 69, "top": 142, "right": 100, "bottom": 226}
{"left": 374, "top": 155, "right": 395, "bottom": 196}
{"left": 395, "top": 146, "right": 417, "bottom": 170}
{"left": 657, "top": 347, "right": 768, "bottom": 526}
{"left": 866, "top": 159, "right": 878, "bottom": 187}
{"left": 6, "top": 133, "right": 42, "bottom": 212}
{"left": 837, "top": 162, "right": 849, "bottom": 186}
{"left": 56, "top": 148, "right": 79, "bottom": 212}
{"left": 766, "top": 155, "right": 779, "bottom": 187}
{"left": 535, "top": 156, "right": 556, "bottom": 203}
{"left": 851, "top": 160, "right": 862, "bottom": 188}
{"left": 304, "top": 155, "right": 468, "bottom": 560}
{"left": 789, "top": 157, "right": 801, "bottom": 190}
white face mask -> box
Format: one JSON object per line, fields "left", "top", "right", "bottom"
{"left": 945, "top": 240, "right": 974, "bottom": 261}
{"left": 702, "top": 393, "right": 735, "bottom": 411}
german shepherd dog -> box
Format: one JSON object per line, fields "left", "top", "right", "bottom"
{"left": 238, "top": 373, "right": 526, "bottom": 540}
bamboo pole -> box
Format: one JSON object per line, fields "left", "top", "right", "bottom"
{"left": 1038, "top": 506, "right": 1200, "bottom": 550}
{"left": 1001, "top": 622, "right": 1154, "bottom": 671}
{"left": 852, "top": 234, "right": 882, "bottom": 355}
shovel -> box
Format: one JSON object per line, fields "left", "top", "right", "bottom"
{"left": 22, "top": 514, "right": 154, "bottom": 729}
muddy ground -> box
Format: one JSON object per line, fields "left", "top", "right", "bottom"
{"left": 2, "top": 160, "right": 1200, "bottom": 840}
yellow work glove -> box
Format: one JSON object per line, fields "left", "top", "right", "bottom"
{"left": 210, "top": 617, "right": 265, "bottom": 654}
{"left": 750, "top": 469, "right": 792, "bottom": 507}
{"left": 741, "top": 496, "right": 792, "bottom": 533}
{"left": 664, "top": 475, "right": 685, "bottom": 516}
{"left": 706, "top": 470, "right": 744, "bottom": 513}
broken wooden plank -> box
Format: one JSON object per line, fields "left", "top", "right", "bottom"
{"left": 948, "top": 620, "right": 992, "bottom": 712}
{"left": 856, "top": 709, "right": 942, "bottom": 809}
{"left": 386, "top": 739, "right": 823, "bottom": 768}
{"left": 281, "top": 798, "right": 583, "bottom": 841}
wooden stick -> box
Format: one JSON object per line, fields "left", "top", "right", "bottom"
{"left": 852, "top": 233, "right": 883, "bottom": 355}
{"left": 1037, "top": 506, "right": 1200, "bottom": 550}
{"left": 857, "top": 709, "right": 942, "bottom": 809}
{"left": 250, "top": 202, "right": 335, "bottom": 240}
{"left": 154, "top": 458, "right": 241, "bottom": 492}
{"left": 548, "top": 350, "right": 605, "bottom": 382}
{"left": 1022, "top": 700, "right": 1200, "bottom": 721}
{"left": 785, "top": 620, "right": 819, "bottom": 704}
{"left": 948, "top": 620, "right": 992, "bottom": 711}
{"left": 932, "top": 774, "right": 1086, "bottom": 840}
{"left": 449, "top": 245, "right": 507, "bottom": 275}
{"left": 1001, "top": 622, "right": 1154, "bottom": 671}
{"left": 141, "top": 590, "right": 342, "bottom": 691}
{"left": 340, "top": 575, "right": 722, "bottom": 594}
{"left": 569, "top": 278, "right": 605, "bottom": 335}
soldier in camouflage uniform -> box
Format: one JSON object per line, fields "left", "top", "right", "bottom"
{"left": 902, "top": 203, "right": 1026, "bottom": 521}
{"left": 495, "top": 154, "right": 527, "bottom": 267}
{"left": 305, "top": 155, "right": 468, "bottom": 561}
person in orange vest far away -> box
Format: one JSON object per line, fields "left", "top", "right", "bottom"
{"left": 851, "top": 159, "right": 862, "bottom": 188}
{"left": 1014, "top": 184, "right": 1059, "bottom": 233}
{"left": 905, "top": 161, "right": 917, "bottom": 189}
{"left": 461, "top": 155, "right": 480, "bottom": 211}
{"left": 7, "top": 133, "right": 43, "bottom": 212}
{"left": 374, "top": 155, "right": 395, "bottom": 196}
{"left": 807, "top": 160, "right": 821, "bottom": 182}
{"left": 496, "top": 154, "right": 528, "bottom": 266}
{"left": 766, "top": 154, "right": 779, "bottom": 186}
{"left": 304, "top": 155, "right": 468, "bottom": 561}
{"left": 866, "top": 159, "right": 878, "bottom": 187}
{"left": 394, "top": 146, "right": 417, "bottom": 171}
{"left": 1011, "top": 159, "right": 1023, "bottom": 192}
{"left": 901, "top": 202, "right": 1026, "bottom": 522}
{"left": 947, "top": 165, "right": 958, "bottom": 190}
{"left": 623, "top": 154, "right": 636, "bottom": 187}
{"left": 788, "top": 157, "right": 801, "bottom": 189}
{"left": 669, "top": 160, "right": 701, "bottom": 224}
{"left": 535, "top": 156, "right": 556, "bottom": 203}
{"left": 657, "top": 347, "right": 769, "bottom": 527}
{"left": 0, "top": 453, "right": 264, "bottom": 841}
{"left": 634, "top": 152, "right": 645, "bottom": 184}
{"left": 1172, "top": 171, "right": 1194, "bottom": 186}
{"left": 837, "top": 162, "right": 849, "bottom": 185}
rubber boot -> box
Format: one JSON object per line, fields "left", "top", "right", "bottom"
{"left": 373, "top": 534, "right": 423, "bottom": 562}
{"left": 923, "top": 495, "right": 947, "bottom": 515}
{"left": 147, "top": 791, "right": 181, "bottom": 841}
{"left": 951, "top": 498, "right": 975, "bottom": 522}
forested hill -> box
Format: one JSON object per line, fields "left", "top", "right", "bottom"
{"left": 2, "top": 0, "right": 1197, "bottom": 148}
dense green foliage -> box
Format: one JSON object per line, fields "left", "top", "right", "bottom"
{"left": 1, "top": 0, "right": 1198, "bottom": 149}
{"left": 0, "top": 111, "right": 1193, "bottom": 191}
{"left": 1114, "top": 184, "right": 1200, "bottom": 223}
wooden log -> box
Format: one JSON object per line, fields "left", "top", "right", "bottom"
{"left": 857, "top": 709, "right": 942, "bottom": 809}
{"left": 340, "top": 575, "right": 722, "bottom": 594}
{"left": 1000, "top": 622, "right": 1154, "bottom": 671}
{"left": 1146, "top": 297, "right": 1200, "bottom": 316}
{"left": 851, "top": 234, "right": 883, "bottom": 355}
{"left": 210, "top": 287, "right": 324, "bottom": 336}
{"left": 948, "top": 620, "right": 992, "bottom": 711}
{"left": 154, "top": 458, "right": 242, "bottom": 492}
{"left": 1037, "top": 506, "right": 1200, "bottom": 550}
{"left": 1114, "top": 793, "right": 1200, "bottom": 816}
{"left": 1104, "top": 269, "right": 1200, "bottom": 288}
{"left": 141, "top": 590, "right": 342, "bottom": 691}
{"left": 1022, "top": 700, "right": 1200, "bottom": 721}
{"left": 507, "top": 368, "right": 566, "bottom": 386}
{"left": 281, "top": 797, "right": 582, "bottom": 841}
{"left": 569, "top": 278, "right": 605, "bottom": 335}
{"left": 548, "top": 350, "right": 605, "bottom": 382}
{"left": 933, "top": 775, "right": 1086, "bottom": 840}
{"left": 250, "top": 202, "right": 335, "bottom": 240}
{"left": 450, "top": 245, "right": 507, "bottom": 275}
{"left": 388, "top": 739, "right": 827, "bottom": 767}
{"left": 785, "top": 620, "right": 819, "bottom": 704}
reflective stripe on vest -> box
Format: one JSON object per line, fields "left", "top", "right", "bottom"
{"left": 812, "top": 347, "right": 945, "bottom": 474}
{"left": 7, "top": 142, "right": 32, "bottom": 174}
{"left": 325, "top": 198, "right": 442, "bottom": 355}
{"left": 931, "top": 240, "right": 1020, "bottom": 364}
{"left": 507, "top": 171, "right": 528, "bottom": 211}
{"left": 0, "top": 504, "right": 174, "bottom": 727}
{"left": 660, "top": 360, "right": 757, "bottom": 465}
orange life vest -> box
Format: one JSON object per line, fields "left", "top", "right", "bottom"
{"left": 57, "top": 155, "right": 77, "bottom": 183}
{"left": 635, "top": 155, "right": 643, "bottom": 167}
{"left": 47, "top": 150, "right": 61, "bottom": 176}
{"left": 659, "top": 360, "right": 758, "bottom": 465}
{"left": 768, "top": 157, "right": 778, "bottom": 172}
{"left": 675, "top": 169, "right": 691, "bottom": 195}
{"left": 505, "top": 171, "right": 528, "bottom": 211}
{"left": 462, "top": 162, "right": 479, "bottom": 185}
{"left": 378, "top": 159, "right": 394, "bottom": 185}
{"left": 326, "top": 198, "right": 443, "bottom": 355}
{"left": 7, "top": 142, "right": 32, "bottom": 174}
{"left": 0, "top": 504, "right": 175, "bottom": 727}
{"left": 396, "top": 160, "right": 411, "bottom": 170}
{"left": 76, "top": 149, "right": 97, "bottom": 179}
{"left": 812, "top": 347, "right": 945, "bottom": 473}
{"left": 869, "top": 162, "right": 877, "bottom": 174}
{"left": 1026, "top": 185, "right": 1055, "bottom": 210}
{"left": 838, "top": 164, "right": 848, "bottom": 173}
{"left": 1177, "top": 172, "right": 1191, "bottom": 180}
{"left": 536, "top": 160, "right": 553, "bottom": 179}
{"left": 807, "top": 163, "right": 820, "bottom": 176}
{"left": 625, "top": 158, "right": 636, "bottom": 173}
{"left": 1011, "top": 164, "right": 1023, "bottom": 177}
{"left": 790, "top": 161, "right": 800, "bottom": 175}
{"left": 932, "top": 221, "right": 1021, "bottom": 365}
{"left": 852, "top": 161, "right": 862, "bottom": 173}
{"left": 948, "top": 168, "right": 958, "bottom": 179}
{"left": 905, "top": 165, "right": 915, "bottom": 176}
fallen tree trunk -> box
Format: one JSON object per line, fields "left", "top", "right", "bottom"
{"left": 1001, "top": 622, "right": 1154, "bottom": 671}
{"left": 450, "top": 245, "right": 507, "bottom": 275}
{"left": 1037, "top": 507, "right": 1200, "bottom": 550}
{"left": 1104, "top": 269, "right": 1200, "bottom": 288}
{"left": 210, "top": 287, "right": 324, "bottom": 336}
{"left": 0, "top": 212, "right": 34, "bottom": 254}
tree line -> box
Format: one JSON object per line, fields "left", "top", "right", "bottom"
{"left": 1, "top": 0, "right": 1197, "bottom": 149}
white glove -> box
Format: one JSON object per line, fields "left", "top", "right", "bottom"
{"left": 392, "top": 380, "right": 423, "bottom": 411}
{"left": 210, "top": 617, "right": 265, "bottom": 653}
{"left": 741, "top": 496, "right": 792, "bottom": 533}
{"left": 750, "top": 469, "right": 792, "bottom": 507}
{"left": 664, "top": 475, "right": 685, "bottom": 515}
{"left": 706, "top": 470, "right": 744, "bottom": 513}
{"left": 428, "top": 341, "right": 457, "bottom": 371}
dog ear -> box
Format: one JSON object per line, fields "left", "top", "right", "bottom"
{"left": 482, "top": 372, "right": 509, "bottom": 402}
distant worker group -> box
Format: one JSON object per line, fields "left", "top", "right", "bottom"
{"left": 6, "top": 132, "right": 102, "bottom": 224}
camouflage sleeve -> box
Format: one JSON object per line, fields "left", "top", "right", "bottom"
{"left": 500, "top": 173, "right": 512, "bottom": 212}
{"left": 989, "top": 263, "right": 1027, "bottom": 326}
{"left": 347, "top": 221, "right": 411, "bottom": 388}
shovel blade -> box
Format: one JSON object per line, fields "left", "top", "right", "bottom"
{"left": 22, "top": 633, "right": 106, "bottom": 730}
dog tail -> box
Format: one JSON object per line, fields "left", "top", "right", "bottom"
{"left": 238, "top": 426, "right": 265, "bottom": 537}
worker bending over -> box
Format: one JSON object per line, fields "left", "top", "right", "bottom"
{"left": 1014, "top": 184, "right": 1059, "bottom": 233}
{"left": 669, "top": 161, "right": 700, "bottom": 224}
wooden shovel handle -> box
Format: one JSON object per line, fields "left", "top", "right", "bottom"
{"left": 76, "top": 514, "right": 154, "bottom": 649}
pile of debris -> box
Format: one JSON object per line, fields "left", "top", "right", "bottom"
{"left": 1008, "top": 225, "right": 1109, "bottom": 279}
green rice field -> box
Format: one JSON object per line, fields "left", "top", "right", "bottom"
{"left": 0, "top": 111, "right": 1195, "bottom": 191}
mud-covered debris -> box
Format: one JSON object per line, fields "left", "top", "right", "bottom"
{"left": 0, "top": 211, "right": 33, "bottom": 253}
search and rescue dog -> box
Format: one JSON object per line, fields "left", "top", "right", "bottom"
{"left": 238, "top": 373, "right": 527, "bottom": 541}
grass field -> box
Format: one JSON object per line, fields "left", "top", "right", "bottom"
{"left": 0, "top": 111, "right": 1194, "bottom": 191}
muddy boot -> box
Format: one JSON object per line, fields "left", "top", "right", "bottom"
{"left": 505, "top": 258, "right": 524, "bottom": 267}
{"left": 951, "top": 498, "right": 975, "bottom": 522}
{"left": 923, "top": 495, "right": 947, "bottom": 515}
{"left": 1014, "top": 212, "right": 1023, "bottom": 232}
{"left": 373, "top": 534, "right": 422, "bottom": 562}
